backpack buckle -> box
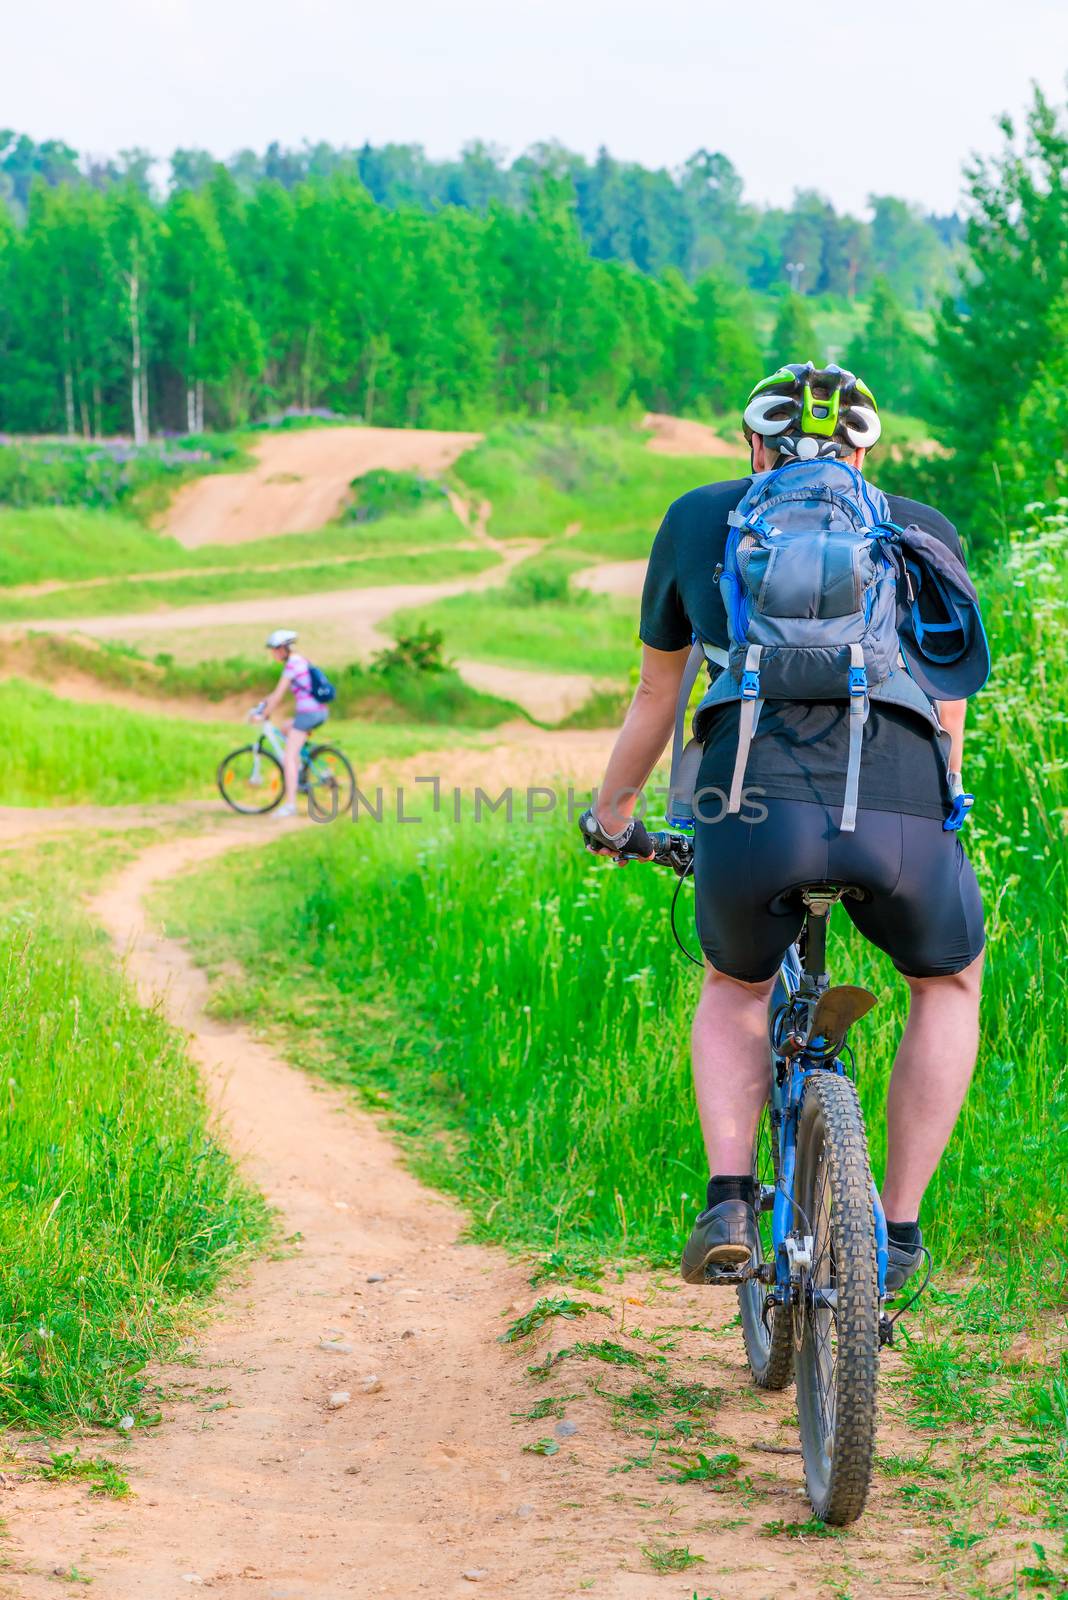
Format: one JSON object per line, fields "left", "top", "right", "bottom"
{"left": 848, "top": 665, "right": 868, "bottom": 696}
{"left": 942, "top": 792, "right": 974, "bottom": 832}
{"left": 741, "top": 670, "right": 761, "bottom": 699}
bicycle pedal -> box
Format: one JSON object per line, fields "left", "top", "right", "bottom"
{"left": 704, "top": 1264, "right": 758, "bottom": 1287}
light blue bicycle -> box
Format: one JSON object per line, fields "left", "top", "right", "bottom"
{"left": 634, "top": 832, "right": 920, "bottom": 1524}
{"left": 217, "top": 710, "right": 355, "bottom": 820}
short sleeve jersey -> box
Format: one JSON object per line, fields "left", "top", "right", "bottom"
{"left": 639, "top": 479, "right": 966, "bottom": 821}
{"left": 282, "top": 652, "right": 317, "bottom": 714}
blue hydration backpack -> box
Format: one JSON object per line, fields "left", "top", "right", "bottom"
{"left": 668, "top": 459, "right": 947, "bottom": 833}
{"left": 306, "top": 662, "right": 336, "bottom": 704}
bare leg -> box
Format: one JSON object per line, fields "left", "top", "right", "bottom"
{"left": 881, "top": 952, "right": 984, "bottom": 1221}
{"left": 692, "top": 964, "right": 778, "bottom": 1175}
{"left": 283, "top": 723, "right": 305, "bottom": 808}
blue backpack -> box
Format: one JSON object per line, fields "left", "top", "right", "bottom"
{"left": 306, "top": 662, "right": 336, "bottom": 704}
{"left": 667, "top": 459, "right": 950, "bottom": 833}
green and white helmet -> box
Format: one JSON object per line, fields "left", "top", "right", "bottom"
{"left": 742, "top": 362, "right": 882, "bottom": 460}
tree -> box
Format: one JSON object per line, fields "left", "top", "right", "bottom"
{"left": 935, "top": 87, "right": 1068, "bottom": 511}
{"left": 869, "top": 195, "right": 944, "bottom": 309}
{"left": 158, "top": 188, "right": 262, "bottom": 430}
{"left": 767, "top": 293, "right": 818, "bottom": 369}
{"left": 846, "top": 277, "right": 933, "bottom": 416}
{"left": 107, "top": 184, "right": 160, "bottom": 441}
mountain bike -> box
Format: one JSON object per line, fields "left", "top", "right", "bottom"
{"left": 628, "top": 831, "right": 921, "bottom": 1525}
{"left": 217, "top": 710, "right": 356, "bottom": 820}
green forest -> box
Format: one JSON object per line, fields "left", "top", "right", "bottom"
{"left": 1, "top": 89, "right": 1066, "bottom": 530}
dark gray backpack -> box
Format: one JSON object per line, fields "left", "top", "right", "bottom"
{"left": 668, "top": 459, "right": 943, "bottom": 833}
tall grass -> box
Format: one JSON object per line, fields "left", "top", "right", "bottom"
{"left": 0, "top": 838, "right": 267, "bottom": 1428}
{"left": 0, "top": 681, "right": 488, "bottom": 805}
{"left": 160, "top": 513, "right": 1067, "bottom": 1273}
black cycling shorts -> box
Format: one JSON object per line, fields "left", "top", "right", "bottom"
{"left": 693, "top": 797, "right": 985, "bottom": 983}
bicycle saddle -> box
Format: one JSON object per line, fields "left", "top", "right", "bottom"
{"left": 799, "top": 881, "right": 868, "bottom": 907}
{"left": 769, "top": 881, "right": 870, "bottom": 915}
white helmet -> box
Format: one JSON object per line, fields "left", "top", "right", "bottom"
{"left": 265, "top": 628, "right": 298, "bottom": 649}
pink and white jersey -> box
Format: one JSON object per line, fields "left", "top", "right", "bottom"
{"left": 281, "top": 652, "right": 317, "bottom": 714}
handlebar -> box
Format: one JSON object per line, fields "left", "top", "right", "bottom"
{"left": 618, "top": 830, "right": 694, "bottom": 876}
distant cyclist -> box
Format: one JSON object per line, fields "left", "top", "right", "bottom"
{"left": 253, "top": 628, "right": 330, "bottom": 818}
{"left": 581, "top": 363, "right": 987, "bottom": 1296}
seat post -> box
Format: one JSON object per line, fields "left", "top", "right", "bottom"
{"left": 799, "top": 889, "right": 837, "bottom": 997}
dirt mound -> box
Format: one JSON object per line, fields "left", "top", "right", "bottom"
{"left": 165, "top": 426, "right": 483, "bottom": 548}
{"left": 641, "top": 411, "right": 743, "bottom": 458}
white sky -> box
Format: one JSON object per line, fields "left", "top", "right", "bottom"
{"left": 4, "top": 0, "right": 1067, "bottom": 215}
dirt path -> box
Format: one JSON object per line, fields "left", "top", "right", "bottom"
{"left": 573, "top": 558, "right": 647, "bottom": 599}
{"left": 3, "top": 796, "right": 942, "bottom": 1600}
{"left": 641, "top": 412, "right": 743, "bottom": 458}
{"left": 165, "top": 427, "right": 483, "bottom": 547}
{"left": 1, "top": 540, "right": 486, "bottom": 603}
{"left": 5, "top": 540, "right": 608, "bottom": 723}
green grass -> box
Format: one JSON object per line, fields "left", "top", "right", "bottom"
{"left": 0, "top": 501, "right": 470, "bottom": 592}
{"left": 0, "top": 835, "right": 267, "bottom": 1429}
{"left": 0, "top": 680, "right": 488, "bottom": 805}
{"left": 450, "top": 420, "right": 747, "bottom": 541}
{"left": 390, "top": 583, "right": 640, "bottom": 677}
{"left": 0, "top": 507, "right": 187, "bottom": 587}
{"left": 3, "top": 544, "right": 497, "bottom": 622}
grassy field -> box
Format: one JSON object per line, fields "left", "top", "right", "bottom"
{"left": 0, "top": 833, "right": 268, "bottom": 1430}
{"left": 0, "top": 680, "right": 492, "bottom": 805}
{"left": 1, "top": 545, "right": 497, "bottom": 623}
{"left": 0, "top": 501, "right": 471, "bottom": 590}
{"left": 450, "top": 421, "right": 747, "bottom": 542}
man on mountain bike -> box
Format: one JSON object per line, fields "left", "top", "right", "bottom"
{"left": 581, "top": 365, "right": 985, "bottom": 1294}
{"left": 254, "top": 628, "right": 329, "bottom": 819}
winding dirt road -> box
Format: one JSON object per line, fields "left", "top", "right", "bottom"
{"left": 2, "top": 741, "right": 971, "bottom": 1597}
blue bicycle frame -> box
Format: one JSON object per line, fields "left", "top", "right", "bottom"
{"left": 766, "top": 916, "right": 889, "bottom": 1308}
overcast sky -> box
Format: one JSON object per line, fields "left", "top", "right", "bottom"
{"left": 4, "top": 1, "right": 1066, "bottom": 214}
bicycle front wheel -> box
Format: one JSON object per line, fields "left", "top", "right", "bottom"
{"left": 303, "top": 744, "right": 355, "bottom": 822}
{"left": 793, "top": 1071, "right": 879, "bottom": 1525}
{"left": 217, "top": 744, "right": 285, "bottom": 814}
{"left": 739, "top": 1103, "right": 794, "bottom": 1389}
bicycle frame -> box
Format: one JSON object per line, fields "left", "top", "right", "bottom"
{"left": 252, "top": 717, "right": 322, "bottom": 779}
{"left": 766, "top": 904, "right": 890, "bottom": 1310}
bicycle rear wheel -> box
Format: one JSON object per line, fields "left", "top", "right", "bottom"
{"left": 793, "top": 1071, "right": 879, "bottom": 1525}
{"left": 217, "top": 744, "right": 284, "bottom": 814}
{"left": 739, "top": 1103, "right": 794, "bottom": 1389}
{"left": 303, "top": 744, "right": 355, "bottom": 822}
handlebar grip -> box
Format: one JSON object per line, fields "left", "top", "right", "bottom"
{"left": 619, "top": 829, "right": 694, "bottom": 875}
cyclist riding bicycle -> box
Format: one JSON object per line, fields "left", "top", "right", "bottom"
{"left": 254, "top": 628, "right": 330, "bottom": 819}
{"left": 581, "top": 363, "right": 986, "bottom": 1296}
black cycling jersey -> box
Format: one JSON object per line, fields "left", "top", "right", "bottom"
{"left": 640, "top": 478, "right": 966, "bottom": 822}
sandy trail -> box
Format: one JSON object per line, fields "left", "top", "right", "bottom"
{"left": 573, "top": 558, "right": 647, "bottom": 599}
{"left": 4, "top": 540, "right": 606, "bottom": 723}
{"left": 1, "top": 540, "right": 486, "bottom": 602}
{"left": 641, "top": 412, "right": 743, "bottom": 458}
{"left": 2, "top": 735, "right": 988, "bottom": 1598}
{"left": 165, "top": 427, "right": 484, "bottom": 547}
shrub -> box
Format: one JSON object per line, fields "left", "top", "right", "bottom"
{"left": 345, "top": 468, "right": 446, "bottom": 523}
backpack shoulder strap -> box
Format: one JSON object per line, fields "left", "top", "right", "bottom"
{"left": 667, "top": 640, "right": 727, "bottom": 827}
